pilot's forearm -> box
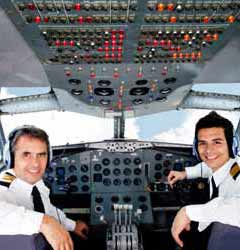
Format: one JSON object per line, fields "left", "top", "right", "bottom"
{"left": 186, "top": 197, "right": 240, "bottom": 228}
{"left": 0, "top": 201, "right": 43, "bottom": 235}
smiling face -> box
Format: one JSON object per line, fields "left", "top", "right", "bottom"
{"left": 197, "top": 127, "right": 230, "bottom": 172}
{"left": 13, "top": 135, "right": 48, "bottom": 184}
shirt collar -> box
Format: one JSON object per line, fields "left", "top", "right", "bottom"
{"left": 212, "top": 158, "right": 236, "bottom": 187}
{"left": 10, "top": 169, "right": 49, "bottom": 195}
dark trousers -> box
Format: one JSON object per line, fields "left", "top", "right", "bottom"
{"left": 181, "top": 222, "right": 211, "bottom": 250}
{"left": 207, "top": 222, "right": 240, "bottom": 250}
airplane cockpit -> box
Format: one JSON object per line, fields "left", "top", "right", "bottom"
{"left": 0, "top": 1, "right": 240, "bottom": 250}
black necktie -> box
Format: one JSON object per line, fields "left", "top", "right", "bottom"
{"left": 32, "top": 186, "right": 45, "bottom": 213}
{"left": 210, "top": 177, "right": 219, "bottom": 200}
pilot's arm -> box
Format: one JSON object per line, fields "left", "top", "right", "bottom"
{"left": 186, "top": 196, "right": 240, "bottom": 230}
{"left": 168, "top": 162, "right": 212, "bottom": 187}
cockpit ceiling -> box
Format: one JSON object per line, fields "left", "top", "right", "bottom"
{"left": 0, "top": 1, "right": 240, "bottom": 117}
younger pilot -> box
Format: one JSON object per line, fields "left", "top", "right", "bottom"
{"left": 168, "top": 111, "right": 240, "bottom": 248}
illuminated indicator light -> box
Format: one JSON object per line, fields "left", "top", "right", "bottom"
{"left": 137, "top": 46, "right": 143, "bottom": 52}
{"left": 90, "top": 72, "right": 96, "bottom": 78}
{"left": 169, "top": 46, "right": 175, "bottom": 51}
{"left": 137, "top": 72, "right": 143, "bottom": 78}
{"left": 167, "top": 3, "right": 174, "bottom": 11}
{"left": 179, "top": 53, "right": 183, "bottom": 59}
{"left": 227, "top": 15, "right": 235, "bottom": 23}
{"left": 119, "top": 30, "right": 124, "bottom": 35}
{"left": 213, "top": 33, "right": 219, "bottom": 41}
{"left": 77, "top": 16, "right": 84, "bottom": 23}
{"left": 113, "top": 72, "right": 120, "bottom": 78}
{"left": 98, "top": 47, "right": 103, "bottom": 52}
{"left": 55, "top": 40, "right": 61, "bottom": 46}
{"left": 183, "top": 34, "right": 190, "bottom": 41}
{"left": 62, "top": 40, "right": 68, "bottom": 46}
{"left": 153, "top": 39, "right": 158, "bottom": 47}
{"left": 111, "top": 30, "right": 117, "bottom": 35}
{"left": 112, "top": 47, "right": 116, "bottom": 52}
{"left": 205, "top": 34, "right": 212, "bottom": 42}
{"left": 112, "top": 40, "right": 117, "bottom": 46}
{"left": 118, "top": 46, "right": 123, "bottom": 52}
{"left": 203, "top": 16, "right": 209, "bottom": 23}
{"left": 75, "top": 3, "right": 81, "bottom": 11}
{"left": 191, "top": 52, "right": 196, "bottom": 60}
{"left": 105, "top": 47, "right": 109, "bottom": 52}
{"left": 34, "top": 16, "right": 41, "bottom": 23}
{"left": 65, "top": 71, "right": 72, "bottom": 77}
{"left": 117, "top": 53, "right": 122, "bottom": 58}
{"left": 27, "top": 3, "right": 35, "bottom": 10}
{"left": 167, "top": 40, "right": 172, "bottom": 47}
{"left": 170, "top": 16, "right": 177, "bottom": 23}
{"left": 119, "top": 34, "right": 124, "bottom": 40}
{"left": 185, "top": 53, "right": 190, "bottom": 59}
{"left": 111, "top": 53, "right": 115, "bottom": 58}
{"left": 69, "top": 40, "right": 75, "bottom": 46}
{"left": 146, "top": 39, "right": 151, "bottom": 46}
{"left": 160, "top": 40, "right": 165, "bottom": 46}
{"left": 172, "top": 53, "right": 178, "bottom": 59}
{"left": 104, "top": 41, "right": 110, "bottom": 46}
{"left": 156, "top": 3, "right": 165, "bottom": 11}
{"left": 197, "top": 51, "right": 202, "bottom": 58}
{"left": 105, "top": 53, "right": 110, "bottom": 59}
{"left": 44, "top": 17, "right": 49, "bottom": 23}
{"left": 111, "top": 34, "right": 117, "bottom": 40}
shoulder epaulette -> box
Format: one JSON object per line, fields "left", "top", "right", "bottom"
{"left": 0, "top": 172, "right": 16, "bottom": 188}
{"left": 230, "top": 163, "right": 240, "bottom": 180}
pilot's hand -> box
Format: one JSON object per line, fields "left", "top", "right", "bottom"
{"left": 171, "top": 207, "right": 191, "bottom": 247}
{"left": 167, "top": 170, "right": 187, "bottom": 188}
{"left": 40, "top": 215, "right": 74, "bottom": 250}
{"left": 74, "top": 220, "right": 89, "bottom": 240}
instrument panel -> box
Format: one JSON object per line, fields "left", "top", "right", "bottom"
{"left": 1, "top": 1, "right": 239, "bottom": 117}
{"left": 45, "top": 140, "right": 206, "bottom": 226}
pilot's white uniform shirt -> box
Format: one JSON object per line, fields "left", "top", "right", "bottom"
{"left": 185, "top": 158, "right": 240, "bottom": 231}
{"left": 0, "top": 169, "right": 76, "bottom": 235}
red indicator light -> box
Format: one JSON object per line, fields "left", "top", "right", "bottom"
{"left": 167, "top": 3, "right": 174, "bottom": 11}
{"left": 227, "top": 15, "right": 235, "bottom": 23}
{"left": 55, "top": 40, "right": 61, "bottom": 47}
{"left": 69, "top": 40, "right": 75, "bottom": 46}
{"left": 203, "top": 16, "right": 209, "bottom": 23}
{"left": 62, "top": 40, "right": 68, "bottom": 46}
{"left": 77, "top": 16, "right": 84, "bottom": 24}
{"left": 170, "top": 16, "right": 177, "bottom": 23}
{"left": 44, "top": 17, "right": 49, "bottom": 23}
{"left": 75, "top": 3, "right": 81, "bottom": 11}
{"left": 34, "top": 16, "right": 41, "bottom": 23}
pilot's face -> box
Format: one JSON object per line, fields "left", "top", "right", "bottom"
{"left": 13, "top": 135, "right": 48, "bottom": 184}
{"left": 197, "top": 127, "right": 230, "bottom": 172}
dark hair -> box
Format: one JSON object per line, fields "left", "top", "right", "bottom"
{"left": 9, "top": 126, "right": 50, "bottom": 167}
{"left": 195, "top": 111, "right": 234, "bottom": 157}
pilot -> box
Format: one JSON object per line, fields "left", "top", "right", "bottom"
{"left": 0, "top": 125, "right": 89, "bottom": 250}
{"left": 168, "top": 111, "right": 240, "bottom": 248}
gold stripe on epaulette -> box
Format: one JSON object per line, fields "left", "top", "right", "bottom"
{"left": 230, "top": 163, "right": 240, "bottom": 180}
{"left": 2, "top": 173, "right": 16, "bottom": 183}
